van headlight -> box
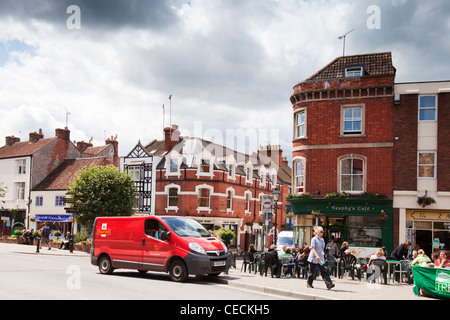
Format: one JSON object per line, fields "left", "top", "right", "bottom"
{"left": 189, "top": 242, "right": 206, "bottom": 255}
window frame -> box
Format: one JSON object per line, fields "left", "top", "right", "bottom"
{"left": 18, "top": 159, "right": 26, "bottom": 175}
{"left": 15, "top": 182, "right": 25, "bottom": 200}
{"left": 197, "top": 187, "right": 211, "bottom": 209}
{"left": 338, "top": 155, "right": 366, "bottom": 194}
{"left": 340, "top": 104, "right": 365, "bottom": 136}
{"left": 418, "top": 95, "right": 437, "bottom": 122}
{"left": 55, "top": 195, "right": 66, "bottom": 207}
{"left": 294, "top": 109, "right": 307, "bottom": 139}
{"left": 417, "top": 151, "right": 437, "bottom": 179}
{"left": 293, "top": 158, "right": 306, "bottom": 194}
{"left": 35, "top": 196, "right": 43, "bottom": 207}
{"left": 344, "top": 65, "right": 364, "bottom": 77}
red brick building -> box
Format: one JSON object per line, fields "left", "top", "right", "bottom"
{"left": 123, "top": 126, "right": 291, "bottom": 251}
{"left": 288, "top": 53, "right": 396, "bottom": 254}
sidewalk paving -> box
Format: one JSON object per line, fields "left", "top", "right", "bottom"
{"left": 222, "top": 259, "right": 433, "bottom": 300}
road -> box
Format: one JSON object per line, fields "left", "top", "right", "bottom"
{"left": 0, "top": 243, "right": 283, "bottom": 301}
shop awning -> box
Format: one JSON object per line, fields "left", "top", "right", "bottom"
{"left": 35, "top": 215, "right": 74, "bottom": 222}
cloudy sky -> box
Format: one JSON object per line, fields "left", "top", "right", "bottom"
{"left": 0, "top": 0, "right": 449, "bottom": 162}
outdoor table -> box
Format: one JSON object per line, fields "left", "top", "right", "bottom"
{"left": 412, "top": 266, "right": 450, "bottom": 299}
{"left": 386, "top": 260, "right": 399, "bottom": 283}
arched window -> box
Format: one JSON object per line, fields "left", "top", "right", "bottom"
{"left": 293, "top": 158, "right": 305, "bottom": 193}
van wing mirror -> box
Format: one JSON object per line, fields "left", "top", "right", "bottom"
{"left": 161, "top": 231, "right": 170, "bottom": 241}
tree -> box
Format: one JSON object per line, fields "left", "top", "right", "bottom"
{"left": 67, "top": 165, "right": 136, "bottom": 227}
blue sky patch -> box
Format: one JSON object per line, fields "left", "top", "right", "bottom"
{"left": 0, "top": 39, "right": 36, "bottom": 66}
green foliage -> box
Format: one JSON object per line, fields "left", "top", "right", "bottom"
{"left": 74, "top": 231, "right": 89, "bottom": 243}
{"left": 68, "top": 165, "right": 136, "bottom": 227}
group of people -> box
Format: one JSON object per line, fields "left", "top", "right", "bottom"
{"left": 246, "top": 226, "right": 449, "bottom": 291}
{"left": 248, "top": 226, "right": 335, "bottom": 290}
{"left": 390, "top": 240, "right": 449, "bottom": 268}
{"left": 18, "top": 224, "right": 72, "bottom": 251}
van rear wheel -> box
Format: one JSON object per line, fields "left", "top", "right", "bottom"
{"left": 169, "top": 260, "right": 188, "bottom": 282}
{"left": 98, "top": 255, "right": 114, "bottom": 275}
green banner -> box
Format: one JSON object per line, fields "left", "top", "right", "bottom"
{"left": 412, "top": 266, "right": 450, "bottom": 299}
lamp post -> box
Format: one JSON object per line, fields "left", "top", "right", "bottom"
{"left": 272, "top": 187, "right": 281, "bottom": 245}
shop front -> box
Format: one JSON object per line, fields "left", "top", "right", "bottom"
{"left": 288, "top": 197, "right": 394, "bottom": 256}
{"left": 405, "top": 210, "right": 450, "bottom": 255}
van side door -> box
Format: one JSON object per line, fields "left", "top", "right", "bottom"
{"left": 142, "top": 218, "right": 171, "bottom": 271}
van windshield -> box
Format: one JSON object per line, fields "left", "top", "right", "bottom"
{"left": 162, "top": 217, "right": 211, "bottom": 238}
{"left": 278, "top": 237, "right": 293, "bottom": 246}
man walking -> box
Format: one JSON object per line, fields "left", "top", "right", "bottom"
{"left": 307, "top": 226, "right": 334, "bottom": 290}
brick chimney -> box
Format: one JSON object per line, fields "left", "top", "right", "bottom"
{"left": 5, "top": 135, "right": 20, "bottom": 146}
{"left": 258, "top": 145, "right": 283, "bottom": 167}
{"left": 105, "top": 135, "right": 119, "bottom": 167}
{"left": 164, "top": 124, "right": 181, "bottom": 151}
{"left": 76, "top": 140, "right": 93, "bottom": 153}
{"left": 29, "top": 129, "right": 44, "bottom": 143}
{"left": 55, "top": 127, "right": 70, "bottom": 140}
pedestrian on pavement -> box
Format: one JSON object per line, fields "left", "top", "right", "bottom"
{"left": 307, "top": 226, "right": 335, "bottom": 290}
{"left": 41, "top": 224, "right": 51, "bottom": 250}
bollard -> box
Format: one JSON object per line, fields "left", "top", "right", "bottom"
{"left": 36, "top": 238, "right": 40, "bottom": 253}
{"left": 69, "top": 235, "right": 74, "bottom": 253}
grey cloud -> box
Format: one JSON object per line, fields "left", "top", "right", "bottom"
{"left": 0, "top": 0, "right": 179, "bottom": 30}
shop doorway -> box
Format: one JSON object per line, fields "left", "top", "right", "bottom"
{"left": 323, "top": 216, "right": 348, "bottom": 247}
{"left": 415, "top": 230, "right": 432, "bottom": 255}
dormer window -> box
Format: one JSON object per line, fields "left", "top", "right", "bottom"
{"left": 345, "top": 65, "right": 364, "bottom": 77}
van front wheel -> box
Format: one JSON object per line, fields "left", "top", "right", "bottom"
{"left": 169, "top": 260, "right": 188, "bottom": 282}
{"left": 98, "top": 255, "right": 114, "bottom": 275}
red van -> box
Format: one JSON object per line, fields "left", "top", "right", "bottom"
{"left": 90, "top": 215, "right": 232, "bottom": 282}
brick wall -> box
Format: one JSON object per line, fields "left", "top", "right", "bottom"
{"left": 438, "top": 92, "right": 450, "bottom": 191}
{"left": 393, "top": 94, "right": 418, "bottom": 191}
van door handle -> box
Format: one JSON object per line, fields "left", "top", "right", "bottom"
{"left": 142, "top": 238, "right": 145, "bottom": 246}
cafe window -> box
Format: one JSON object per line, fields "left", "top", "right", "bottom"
{"left": 348, "top": 216, "right": 382, "bottom": 247}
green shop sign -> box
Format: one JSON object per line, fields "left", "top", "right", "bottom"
{"left": 287, "top": 198, "right": 392, "bottom": 216}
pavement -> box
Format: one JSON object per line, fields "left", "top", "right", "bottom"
{"left": 0, "top": 243, "right": 434, "bottom": 300}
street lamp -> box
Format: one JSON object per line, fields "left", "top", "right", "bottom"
{"left": 272, "top": 187, "right": 281, "bottom": 245}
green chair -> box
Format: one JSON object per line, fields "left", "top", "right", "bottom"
{"left": 393, "top": 260, "right": 412, "bottom": 284}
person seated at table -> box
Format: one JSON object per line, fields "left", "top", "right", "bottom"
{"left": 265, "top": 244, "right": 281, "bottom": 278}
{"left": 411, "top": 249, "right": 431, "bottom": 266}
{"left": 278, "top": 245, "right": 287, "bottom": 255}
{"left": 248, "top": 244, "right": 257, "bottom": 262}
{"left": 368, "top": 248, "right": 386, "bottom": 265}
{"left": 434, "top": 250, "right": 449, "bottom": 268}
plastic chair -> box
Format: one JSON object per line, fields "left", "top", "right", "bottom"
{"left": 325, "top": 254, "right": 338, "bottom": 277}
{"left": 253, "top": 252, "right": 264, "bottom": 275}
{"left": 357, "top": 257, "right": 369, "bottom": 280}
{"left": 393, "top": 260, "right": 412, "bottom": 284}
{"left": 281, "top": 255, "right": 295, "bottom": 277}
{"left": 295, "top": 257, "right": 309, "bottom": 279}
{"left": 367, "top": 259, "right": 387, "bottom": 284}
{"left": 339, "top": 254, "right": 358, "bottom": 280}
{"left": 240, "top": 251, "right": 255, "bottom": 273}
